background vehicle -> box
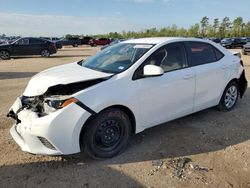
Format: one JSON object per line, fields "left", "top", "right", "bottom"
{"left": 101, "top": 38, "right": 125, "bottom": 50}
{"left": 242, "top": 42, "right": 250, "bottom": 55}
{"left": 221, "top": 38, "right": 247, "bottom": 48}
{"left": 0, "top": 37, "right": 57, "bottom": 59}
{"left": 40, "top": 37, "right": 62, "bottom": 49}
{"left": 208, "top": 38, "right": 221, "bottom": 43}
{"left": 88, "top": 38, "right": 111, "bottom": 46}
{"left": 80, "top": 37, "right": 93, "bottom": 45}
{"left": 57, "top": 38, "right": 81, "bottom": 47}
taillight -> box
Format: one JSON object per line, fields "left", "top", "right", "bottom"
{"left": 51, "top": 42, "right": 56, "bottom": 49}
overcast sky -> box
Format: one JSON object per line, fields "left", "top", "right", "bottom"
{"left": 0, "top": 0, "right": 250, "bottom": 37}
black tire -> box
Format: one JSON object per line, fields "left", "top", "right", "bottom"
{"left": 81, "top": 108, "right": 132, "bottom": 159}
{"left": 40, "top": 49, "right": 50, "bottom": 57}
{"left": 0, "top": 50, "right": 10, "bottom": 60}
{"left": 72, "top": 43, "right": 78, "bottom": 47}
{"left": 217, "top": 81, "right": 239, "bottom": 111}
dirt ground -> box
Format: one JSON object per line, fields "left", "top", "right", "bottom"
{"left": 0, "top": 46, "right": 250, "bottom": 188}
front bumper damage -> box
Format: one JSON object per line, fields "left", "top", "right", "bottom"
{"left": 7, "top": 97, "right": 91, "bottom": 155}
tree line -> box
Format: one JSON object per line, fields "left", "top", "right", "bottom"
{"left": 101, "top": 16, "right": 250, "bottom": 39}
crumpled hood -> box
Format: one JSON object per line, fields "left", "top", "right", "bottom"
{"left": 23, "top": 62, "right": 112, "bottom": 96}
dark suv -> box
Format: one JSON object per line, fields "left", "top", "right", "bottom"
{"left": 221, "top": 38, "right": 247, "bottom": 49}
{"left": 0, "top": 37, "right": 57, "bottom": 60}
{"left": 57, "top": 38, "right": 81, "bottom": 47}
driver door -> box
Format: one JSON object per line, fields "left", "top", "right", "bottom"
{"left": 12, "top": 38, "right": 31, "bottom": 55}
{"left": 134, "top": 42, "right": 195, "bottom": 129}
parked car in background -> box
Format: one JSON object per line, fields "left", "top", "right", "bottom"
{"left": 100, "top": 38, "right": 126, "bottom": 50}
{"left": 0, "top": 37, "right": 57, "bottom": 59}
{"left": 57, "top": 38, "right": 81, "bottom": 47}
{"left": 0, "top": 39, "right": 7, "bottom": 45}
{"left": 220, "top": 38, "right": 233, "bottom": 48}
{"left": 7, "top": 37, "right": 247, "bottom": 159}
{"left": 221, "top": 38, "right": 247, "bottom": 49}
{"left": 40, "top": 37, "right": 62, "bottom": 49}
{"left": 242, "top": 43, "right": 250, "bottom": 55}
{"left": 80, "top": 37, "right": 93, "bottom": 45}
{"left": 88, "top": 38, "right": 111, "bottom": 46}
{"left": 208, "top": 38, "right": 221, "bottom": 43}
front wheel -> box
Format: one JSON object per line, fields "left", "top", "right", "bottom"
{"left": 81, "top": 108, "right": 132, "bottom": 159}
{"left": 217, "top": 81, "right": 239, "bottom": 111}
{"left": 40, "top": 49, "right": 50, "bottom": 57}
{"left": 0, "top": 50, "right": 10, "bottom": 60}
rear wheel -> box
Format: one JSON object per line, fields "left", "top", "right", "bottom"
{"left": 0, "top": 50, "right": 10, "bottom": 60}
{"left": 40, "top": 49, "right": 50, "bottom": 57}
{"left": 217, "top": 81, "right": 239, "bottom": 111}
{"left": 81, "top": 108, "right": 131, "bottom": 159}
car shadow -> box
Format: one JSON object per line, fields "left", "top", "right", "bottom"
{"left": 0, "top": 161, "right": 144, "bottom": 187}
{"left": 0, "top": 72, "right": 38, "bottom": 80}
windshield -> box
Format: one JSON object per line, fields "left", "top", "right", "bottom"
{"left": 82, "top": 43, "right": 153, "bottom": 73}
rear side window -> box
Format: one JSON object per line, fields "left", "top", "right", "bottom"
{"left": 186, "top": 42, "right": 217, "bottom": 66}
{"left": 30, "top": 38, "right": 44, "bottom": 44}
{"left": 214, "top": 47, "right": 224, "bottom": 60}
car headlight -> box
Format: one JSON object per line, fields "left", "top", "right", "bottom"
{"left": 44, "top": 96, "right": 78, "bottom": 114}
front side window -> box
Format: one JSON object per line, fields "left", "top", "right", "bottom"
{"left": 17, "top": 38, "right": 29, "bottom": 45}
{"left": 81, "top": 43, "right": 153, "bottom": 73}
{"left": 143, "top": 43, "right": 187, "bottom": 72}
{"left": 186, "top": 42, "right": 217, "bottom": 66}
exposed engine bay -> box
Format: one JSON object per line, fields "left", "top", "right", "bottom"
{"left": 7, "top": 78, "right": 109, "bottom": 121}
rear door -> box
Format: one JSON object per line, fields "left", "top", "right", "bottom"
{"left": 185, "top": 41, "right": 231, "bottom": 111}
{"left": 29, "top": 38, "right": 45, "bottom": 55}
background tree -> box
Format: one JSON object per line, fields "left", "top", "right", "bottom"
{"left": 188, "top": 23, "right": 200, "bottom": 37}
{"left": 213, "top": 18, "right": 219, "bottom": 37}
{"left": 219, "top": 17, "right": 231, "bottom": 38}
{"left": 200, "top": 16, "right": 209, "bottom": 37}
{"left": 232, "top": 17, "right": 243, "bottom": 37}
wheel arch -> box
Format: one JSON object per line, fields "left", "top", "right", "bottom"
{"left": 0, "top": 49, "right": 11, "bottom": 55}
{"left": 79, "top": 104, "right": 136, "bottom": 148}
{"left": 40, "top": 48, "right": 51, "bottom": 54}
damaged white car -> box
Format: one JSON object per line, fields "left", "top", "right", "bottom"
{"left": 7, "top": 38, "right": 247, "bottom": 159}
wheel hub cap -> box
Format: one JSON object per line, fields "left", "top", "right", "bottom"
{"left": 224, "top": 85, "right": 237, "bottom": 109}
{"left": 95, "top": 119, "right": 121, "bottom": 148}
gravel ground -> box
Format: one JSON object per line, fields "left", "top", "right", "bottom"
{"left": 0, "top": 47, "right": 250, "bottom": 188}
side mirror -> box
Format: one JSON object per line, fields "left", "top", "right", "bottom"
{"left": 143, "top": 64, "right": 164, "bottom": 77}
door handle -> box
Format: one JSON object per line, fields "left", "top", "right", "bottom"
{"left": 183, "top": 74, "right": 194, "bottom": 80}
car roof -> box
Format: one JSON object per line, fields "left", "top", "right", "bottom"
{"left": 123, "top": 37, "right": 211, "bottom": 45}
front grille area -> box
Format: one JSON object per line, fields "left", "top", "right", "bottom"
{"left": 38, "top": 137, "right": 56, "bottom": 150}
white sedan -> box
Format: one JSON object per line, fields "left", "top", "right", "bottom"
{"left": 7, "top": 37, "right": 247, "bottom": 159}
